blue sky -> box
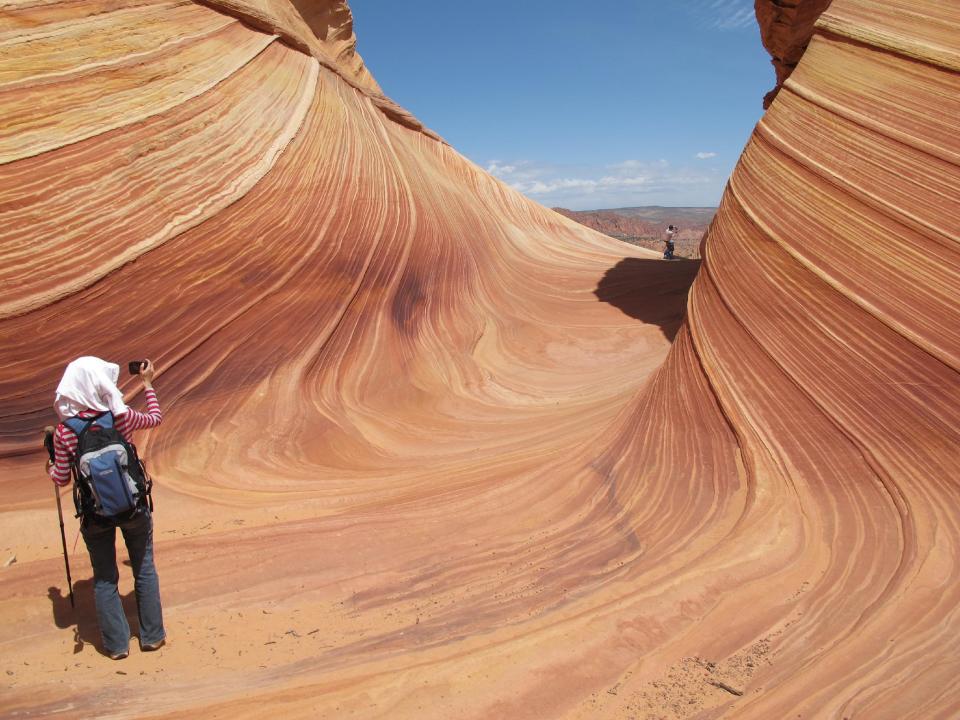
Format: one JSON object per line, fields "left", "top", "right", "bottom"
{"left": 350, "top": 1, "right": 773, "bottom": 210}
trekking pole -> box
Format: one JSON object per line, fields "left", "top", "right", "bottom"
{"left": 44, "top": 427, "right": 74, "bottom": 608}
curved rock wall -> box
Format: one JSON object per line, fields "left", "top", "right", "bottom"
{"left": 0, "top": 0, "right": 958, "bottom": 718}
{"left": 755, "top": 0, "right": 834, "bottom": 106}
{"left": 672, "top": 0, "right": 960, "bottom": 714}
{"left": 197, "top": 0, "right": 379, "bottom": 91}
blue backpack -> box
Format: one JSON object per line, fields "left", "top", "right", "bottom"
{"left": 63, "top": 413, "right": 152, "bottom": 519}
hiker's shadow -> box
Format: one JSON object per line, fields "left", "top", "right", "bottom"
{"left": 594, "top": 257, "right": 701, "bottom": 341}
{"left": 48, "top": 570, "right": 140, "bottom": 657}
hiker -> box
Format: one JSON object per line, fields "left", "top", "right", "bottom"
{"left": 47, "top": 356, "right": 165, "bottom": 660}
{"left": 664, "top": 225, "right": 677, "bottom": 260}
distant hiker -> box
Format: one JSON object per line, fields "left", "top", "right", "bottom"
{"left": 48, "top": 356, "right": 165, "bottom": 660}
{"left": 664, "top": 225, "right": 677, "bottom": 260}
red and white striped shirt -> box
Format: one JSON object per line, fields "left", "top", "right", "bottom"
{"left": 49, "top": 388, "right": 162, "bottom": 486}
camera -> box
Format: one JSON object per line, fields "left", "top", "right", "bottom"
{"left": 128, "top": 360, "right": 145, "bottom": 376}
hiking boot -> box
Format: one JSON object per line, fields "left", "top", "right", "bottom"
{"left": 109, "top": 650, "right": 129, "bottom": 660}
{"left": 141, "top": 638, "right": 165, "bottom": 652}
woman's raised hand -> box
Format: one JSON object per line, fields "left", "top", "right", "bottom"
{"left": 141, "top": 359, "right": 156, "bottom": 388}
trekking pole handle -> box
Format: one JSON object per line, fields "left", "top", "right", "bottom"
{"left": 43, "top": 425, "right": 55, "bottom": 462}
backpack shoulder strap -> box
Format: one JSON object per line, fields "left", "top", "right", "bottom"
{"left": 63, "top": 412, "right": 110, "bottom": 440}
{"left": 94, "top": 412, "right": 115, "bottom": 430}
{"left": 62, "top": 417, "right": 90, "bottom": 436}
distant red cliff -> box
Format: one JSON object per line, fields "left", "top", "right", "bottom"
{"left": 553, "top": 206, "right": 715, "bottom": 257}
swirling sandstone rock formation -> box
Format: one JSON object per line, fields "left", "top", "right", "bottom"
{"left": 0, "top": 0, "right": 958, "bottom": 718}
{"left": 755, "top": 0, "right": 833, "bottom": 106}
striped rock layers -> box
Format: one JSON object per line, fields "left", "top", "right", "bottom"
{"left": 0, "top": 0, "right": 958, "bottom": 718}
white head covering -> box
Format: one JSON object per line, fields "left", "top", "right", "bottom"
{"left": 54, "top": 356, "right": 128, "bottom": 419}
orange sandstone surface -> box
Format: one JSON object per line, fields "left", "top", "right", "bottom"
{"left": 1, "top": 0, "right": 959, "bottom": 717}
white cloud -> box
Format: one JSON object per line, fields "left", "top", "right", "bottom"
{"left": 691, "top": 0, "right": 757, "bottom": 31}
{"left": 608, "top": 159, "right": 669, "bottom": 171}
{"left": 695, "top": 151, "right": 717, "bottom": 159}
{"left": 482, "top": 157, "right": 722, "bottom": 210}
{"left": 485, "top": 160, "right": 516, "bottom": 177}
{"left": 511, "top": 175, "right": 653, "bottom": 196}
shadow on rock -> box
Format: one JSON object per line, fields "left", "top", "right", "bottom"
{"left": 48, "top": 582, "right": 141, "bottom": 657}
{"left": 594, "top": 257, "right": 701, "bottom": 341}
